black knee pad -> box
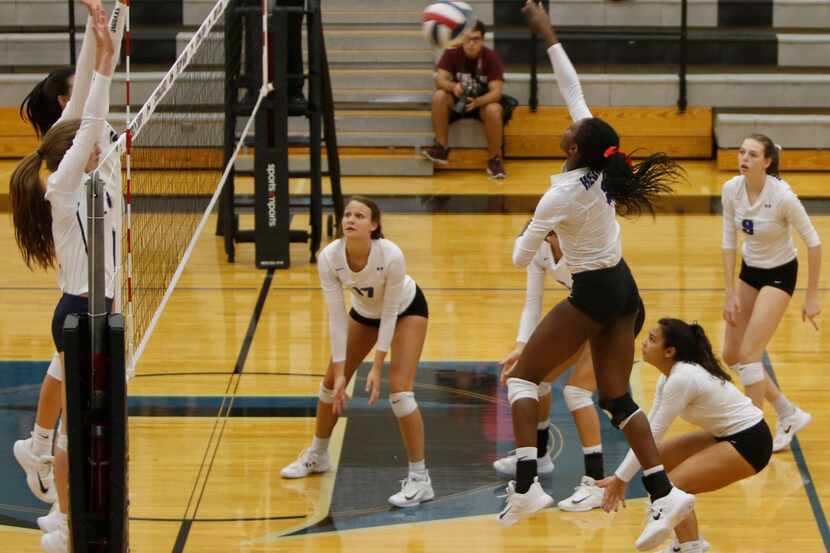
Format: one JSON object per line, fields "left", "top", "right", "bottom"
{"left": 599, "top": 392, "right": 640, "bottom": 429}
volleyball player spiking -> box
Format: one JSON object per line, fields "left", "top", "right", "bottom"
{"left": 281, "top": 197, "right": 435, "bottom": 507}
{"left": 599, "top": 319, "right": 772, "bottom": 553}
{"left": 9, "top": 4, "right": 117, "bottom": 551}
{"left": 497, "top": 228, "right": 645, "bottom": 512}
{"left": 498, "top": 3, "right": 691, "bottom": 549}
{"left": 720, "top": 135, "right": 822, "bottom": 452}
{"left": 11, "top": 0, "right": 126, "bottom": 538}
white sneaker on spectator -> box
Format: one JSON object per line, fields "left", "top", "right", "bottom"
{"left": 558, "top": 476, "right": 604, "bottom": 512}
{"left": 388, "top": 472, "right": 434, "bottom": 508}
{"left": 40, "top": 516, "right": 68, "bottom": 553}
{"left": 493, "top": 451, "right": 554, "bottom": 477}
{"left": 280, "top": 448, "right": 331, "bottom": 479}
{"left": 635, "top": 487, "right": 696, "bottom": 551}
{"left": 497, "top": 477, "right": 554, "bottom": 527}
{"left": 38, "top": 502, "right": 62, "bottom": 533}
{"left": 13, "top": 437, "right": 56, "bottom": 503}
{"left": 773, "top": 407, "right": 812, "bottom": 452}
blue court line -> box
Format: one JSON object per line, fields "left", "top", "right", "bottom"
{"left": 763, "top": 352, "right": 830, "bottom": 552}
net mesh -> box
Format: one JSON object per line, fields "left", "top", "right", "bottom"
{"left": 113, "top": 0, "right": 261, "bottom": 373}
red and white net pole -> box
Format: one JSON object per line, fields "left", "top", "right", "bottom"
{"left": 124, "top": 0, "right": 135, "bottom": 379}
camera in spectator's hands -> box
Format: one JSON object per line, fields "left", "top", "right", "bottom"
{"left": 452, "top": 83, "right": 475, "bottom": 115}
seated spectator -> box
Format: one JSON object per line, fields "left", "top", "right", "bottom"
{"left": 423, "top": 21, "right": 515, "bottom": 179}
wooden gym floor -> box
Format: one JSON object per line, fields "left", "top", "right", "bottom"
{"left": 0, "top": 160, "right": 828, "bottom": 552}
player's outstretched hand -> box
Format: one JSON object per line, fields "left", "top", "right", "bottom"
{"left": 522, "top": 0, "right": 552, "bottom": 36}
{"left": 596, "top": 476, "right": 627, "bottom": 513}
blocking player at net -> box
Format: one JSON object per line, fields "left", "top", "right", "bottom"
{"left": 8, "top": 3, "right": 118, "bottom": 551}
{"left": 281, "top": 197, "right": 435, "bottom": 508}
{"left": 11, "top": 0, "right": 126, "bottom": 538}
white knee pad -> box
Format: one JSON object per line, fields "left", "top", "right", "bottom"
{"left": 735, "top": 362, "right": 765, "bottom": 386}
{"left": 563, "top": 385, "right": 594, "bottom": 412}
{"left": 507, "top": 378, "right": 539, "bottom": 404}
{"left": 390, "top": 391, "right": 417, "bottom": 418}
{"left": 56, "top": 433, "right": 67, "bottom": 452}
{"left": 538, "top": 381, "right": 552, "bottom": 397}
{"left": 319, "top": 383, "right": 335, "bottom": 404}
{"left": 46, "top": 352, "right": 63, "bottom": 382}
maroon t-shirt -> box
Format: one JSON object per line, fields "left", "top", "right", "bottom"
{"left": 437, "top": 46, "right": 505, "bottom": 98}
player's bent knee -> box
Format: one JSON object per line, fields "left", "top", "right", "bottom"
{"left": 735, "top": 362, "right": 765, "bottom": 386}
{"left": 47, "top": 352, "right": 63, "bottom": 382}
{"left": 563, "top": 385, "right": 594, "bottom": 412}
{"left": 598, "top": 392, "right": 641, "bottom": 429}
{"left": 390, "top": 391, "right": 417, "bottom": 418}
{"left": 319, "top": 383, "right": 335, "bottom": 404}
{"left": 507, "top": 377, "right": 539, "bottom": 404}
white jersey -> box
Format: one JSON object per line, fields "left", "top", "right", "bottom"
{"left": 516, "top": 242, "right": 573, "bottom": 343}
{"left": 615, "top": 361, "right": 763, "bottom": 482}
{"left": 512, "top": 44, "right": 621, "bottom": 274}
{"left": 318, "top": 238, "right": 417, "bottom": 363}
{"left": 44, "top": 7, "right": 126, "bottom": 299}
{"left": 722, "top": 175, "right": 821, "bottom": 269}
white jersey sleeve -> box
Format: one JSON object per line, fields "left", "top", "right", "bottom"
{"left": 781, "top": 188, "right": 821, "bottom": 249}
{"left": 721, "top": 177, "right": 738, "bottom": 251}
{"left": 376, "top": 245, "right": 407, "bottom": 354}
{"left": 614, "top": 371, "right": 695, "bottom": 482}
{"left": 60, "top": 17, "right": 95, "bottom": 123}
{"left": 516, "top": 252, "right": 547, "bottom": 344}
{"left": 547, "top": 44, "right": 592, "bottom": 122}
{"left": 513, "top": 187, "right": 570, "bottom": 267}
{"left": 60, "top": 2, "right": 127, "bottom": 125}
{"left": 45, "top": 73, "right": 111, "bottom": 216}
{"left": 318, "top": 248, "right": 349, "bottom": 363}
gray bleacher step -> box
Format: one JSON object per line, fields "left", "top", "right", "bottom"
{"left": 330, "top": 69, "right": 433, "bottom": 90}
{"left": 1, "top": 0, "right": 87, "bottom": 28}
{"left": 715, "top": 113, "right": 830, "bottom": 148}
{"left": 175, "top": 32, "right": 437, "bottom": 66}
{"left": 235, "top": 153, "right": 434, "bottom": 176}
{"left": 332, "top": 88, "right": 433, "bottom": 105}
{"left": 0, "top": 71, "right": 220, "bottom": 108}
{"left": 321, "top": 8, "right": 494, "bottom": 26}
{"left": 778, "top": 34, "right": 830, "bottom": 67}
{"left": 502, "top": 71, "right": 830, "bottom": 108}
{"left": 288, "top": 110, "right": 431, "bottom": 134}
{"left": 774, "top": 0, "right": 830, "bottom": 28}
{"left": 549, "top": 0, "right": 717, "bottom": 28}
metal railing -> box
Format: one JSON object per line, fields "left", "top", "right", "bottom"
{"left": 527, "top": 0, "right": 690, "bottom": 114}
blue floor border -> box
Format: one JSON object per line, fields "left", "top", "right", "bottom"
{"left": 763, "top": 352, "right": 830, "bottom": 552}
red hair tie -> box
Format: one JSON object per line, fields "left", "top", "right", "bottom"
{"left": 603, "top": 145, "right": 633, "bottom": 169}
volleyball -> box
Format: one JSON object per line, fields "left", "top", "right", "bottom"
{"left": 421, "top": 1, "right": 474, "bottom": 48}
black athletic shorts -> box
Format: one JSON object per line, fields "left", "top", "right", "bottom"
{"left": 715, "top": 419, "right": 773, "bottom": 474}
{"left": 51, "top": 294, "right": 114, "bottom": 352}
{"left": 349, "top": 285, "right": 429, "bottom": 328}
{"left": 569, "top": 258, "right": 643, "bottom": 328}
{"left": 739, "top": 258, "right": 798, "bottom": 296}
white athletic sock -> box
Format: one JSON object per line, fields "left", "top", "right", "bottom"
{"left": 582, "top": 444, "right": 602, "bottom": 455}
{"left": 310, "top": 436, "right": 329, "bottom": 453}
{"left": 536, "top": 420, "right": 550, "bottom": 430}
{"left": 642, "top": 464, "right": 665, "bottom": 477}
{"left": 773, "top": 394, "right": 796, "bottom": 419}
{"left": 32, "top": 424, "right": 54, "bottom": 457}
{"left": 409, "top": 459, "right": 427, "bottom": 478}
